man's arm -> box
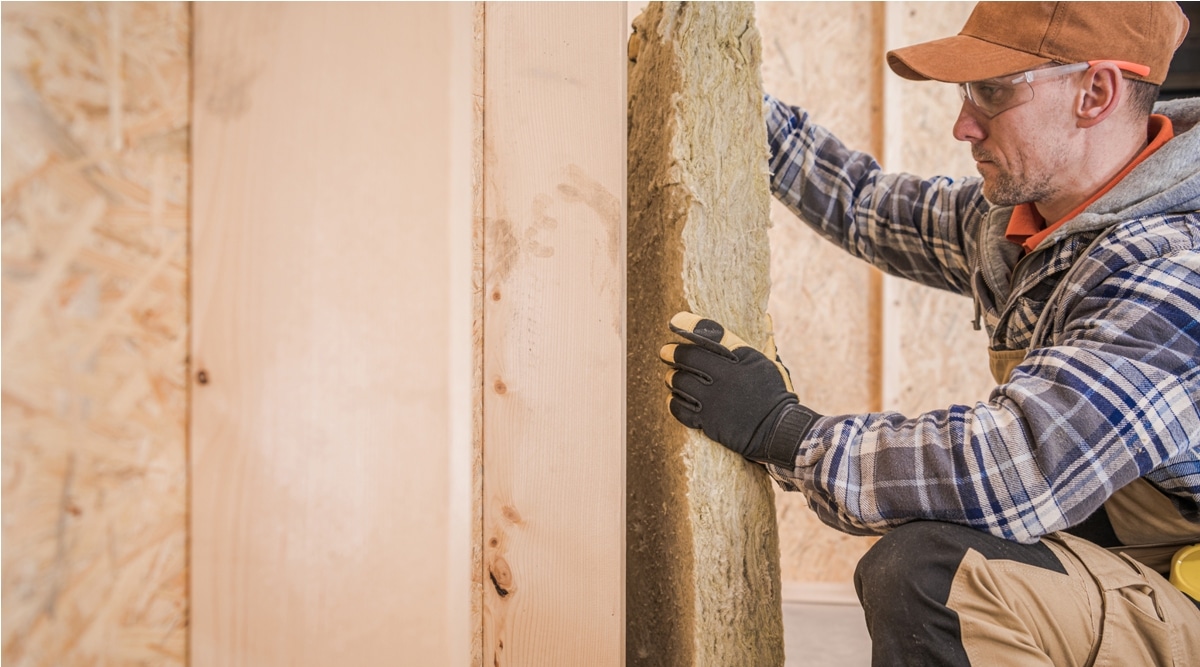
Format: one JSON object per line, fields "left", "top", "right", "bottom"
{"left": 766, "top": 244, "right": 1200, "bottom": 543}
{"left": 766, "top": 94, "right": 986, "bottom": 296}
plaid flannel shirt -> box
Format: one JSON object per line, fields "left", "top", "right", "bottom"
{"left": 764, "top": 94, "right": 1200, "bottom": 544}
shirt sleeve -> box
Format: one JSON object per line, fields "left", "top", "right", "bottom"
{"left": 767, "top": 246, "right": 1200, "bottom": 544}
{"left": 765, "top": 94, "right": 986, "bottom": 296}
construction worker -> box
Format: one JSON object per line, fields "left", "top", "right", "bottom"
{"left": 660, "top": 2, "right": 1200, "bottom": 664}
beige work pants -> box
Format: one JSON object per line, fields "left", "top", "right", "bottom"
{"left": 947, "top": 531, "right": 1200, "bottom": 666}
{"left": 857, "top": 521, "right": 1200, "bottom": 666}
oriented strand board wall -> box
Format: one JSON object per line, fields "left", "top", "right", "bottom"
{"left": 480, "top": 5, "right": 627, "bottom": 665}
{"left": 627, "top": 3, "right": 783, "bottom": 664}
{"left": 881, "top": 2, "right": 993, "bottom": 418}
{"left": 2, "top": 3, "right": 190, "bottom": 664}
{"left": 759, "top": 2, "right": 990, "bottom": 587}
{"left": 757, "top": 1, "right": 886, "bottom": 585}
{"left": 190, "top": 4, "right": 474, "bottom": 665}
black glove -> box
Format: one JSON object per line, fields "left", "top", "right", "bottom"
{"left": 659, "top": 312, "right": 819, "bottom": 467}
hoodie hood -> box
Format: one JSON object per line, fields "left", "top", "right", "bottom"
{"left": 1042, "top": 96, "right": 1200, "bottom": 246}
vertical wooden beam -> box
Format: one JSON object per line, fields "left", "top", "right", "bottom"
{"left": 191, "top": 4, "right": 475, "bottom": 665}
{"left": 627, "top": 3, "right": 784, "bottom": 664}
{"left": 480, "top": 4, "right": 627, "bottom": 665}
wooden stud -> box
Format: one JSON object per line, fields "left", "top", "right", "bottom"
{"left": 481, "top": 4, "right": 628, "bottom": 665}
{"left": 191, "top": 5, "right": 475, "bottom": 665}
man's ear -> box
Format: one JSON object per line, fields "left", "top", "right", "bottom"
{"left": 1076, "top": 62, "right": 1122, "bottom": 128}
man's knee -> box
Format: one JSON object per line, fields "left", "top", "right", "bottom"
{"left": 855, "top": 522, "right": 967, "bottom": 608}
{"left": 855, "top": 521, "right": 1067, "bottom": 610}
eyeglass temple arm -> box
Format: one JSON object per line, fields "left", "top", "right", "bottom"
{"left": 1092, "top": 60, "right": 1152, "bottom": 77}
{"left": 1014, "top": 62, "right": 1089, "bottom": 84}
{"left": 1014, "top": 60, "right": 1152, "bottom": 85}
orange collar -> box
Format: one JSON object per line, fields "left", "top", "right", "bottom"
{"left": 1005, "top": 114, "right": 1175, "bottom": 253}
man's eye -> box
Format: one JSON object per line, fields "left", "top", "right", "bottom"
{"left": 976, "top": 84, "right": 1012, "bottom": 105}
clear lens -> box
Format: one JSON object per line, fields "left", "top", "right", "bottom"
{"left": 958, "top": 77, "right": 1034, "bottom": 118}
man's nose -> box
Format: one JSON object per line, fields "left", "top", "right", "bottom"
{"left": 952, "top": 101, "right": 986, "bottom": 144}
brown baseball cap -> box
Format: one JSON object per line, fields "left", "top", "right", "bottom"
{"left": 886, "top": 2, "right": 1190, "bottom": 85}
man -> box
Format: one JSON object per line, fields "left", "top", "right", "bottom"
{"left": 661, "top": 2, "right": 1200, "bottom": 664}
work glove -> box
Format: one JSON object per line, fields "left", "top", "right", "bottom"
{"left": 659, "top": 312, "right": 819, "bottom": 468}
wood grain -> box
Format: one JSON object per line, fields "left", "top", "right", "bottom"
{"left": 191, "top": 4, "right": 475, "bottom": 665}
{"left": 2, "top": 4, "right": 189, "bottom": 664}
{"left": 481, "top": 4, "right": 627, "bottom": 665}
{"left": 471, "top": 5, "right": 487, "bottom": 666}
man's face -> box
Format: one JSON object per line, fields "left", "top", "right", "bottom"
{"left": 953, "top": 75, "right": 1077, "bottom": 208}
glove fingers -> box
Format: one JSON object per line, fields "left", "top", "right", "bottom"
{"left": 667, "top": 393, "right": 702, "bottom": 430}
{"left": 660, "top": 344, "right": 718, "bottom": 382}
{"left": 665, "top": 366, "right": 708, "bottom": 430}
{"left": 668, "top": 311, "right": 746, "bottom": 359}
{"left": 659, "top": 343, "right": 679, "bottom": 364}
{"left": 667, "top": 366, "right": 710, "bottom": 398}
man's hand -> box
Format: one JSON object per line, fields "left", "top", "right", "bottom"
{"left": 659, "top": 312, "right": 818, "bottom": 468}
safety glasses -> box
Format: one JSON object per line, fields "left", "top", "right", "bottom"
{"left": 957, "top": 60, "right": 1151, "bottom": 118}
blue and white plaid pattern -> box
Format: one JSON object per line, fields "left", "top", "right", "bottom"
{"left": 763, "top": 95, "right": 1200, "bottom": 544}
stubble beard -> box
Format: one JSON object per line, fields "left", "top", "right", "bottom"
{"left": 975, "top": 148, "right": 1058, "bottom": 208}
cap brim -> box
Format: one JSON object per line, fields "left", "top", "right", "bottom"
{"left": 887, "top": 34, "right": 1052, "bottom": 83}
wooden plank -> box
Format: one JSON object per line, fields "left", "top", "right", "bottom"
{"left": 2, "top": 3, "right": 189, "bottom": 664}
{"left": 627, "top": 3, "right": 784, "bottom": 664}
{"left": 481, "top": 4, "right": 627, "bottom": 665}
{"left": 191, "top": 4, "right": 475, "bottom": 665}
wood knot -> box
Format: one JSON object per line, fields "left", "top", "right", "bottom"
{"left": 196, "top": 370, "right": 209, "bottom": 385}
{"left": 493, "top": 379, "right": 507, "bottom": 395}
{"left": 490, "top": 557, "right": 514, "bottom": 598}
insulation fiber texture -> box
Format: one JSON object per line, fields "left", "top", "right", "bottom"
{"left": 628, "top": 2, "right": 784, "bottom": 665}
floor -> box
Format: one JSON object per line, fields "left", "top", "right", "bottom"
{"left": 782, "top": 599, "right": 873, "bottom": 666}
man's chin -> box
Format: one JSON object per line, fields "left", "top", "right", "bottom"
{"left": 980, "top": 180, "right": 1020, "bottom": 208}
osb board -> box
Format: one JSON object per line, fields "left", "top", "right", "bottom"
{"left": 759, "top": 2, "right": 993, "bottom": 585}
{"left": 757, "top": 1, "right": 885, "bottom": 584}
{"left": 2, "top": 3, "right": 189, "bottom": 665}
{"left": 881, "top": 1, "right": 994, "bottom": 417}
{"left": 479, "top": 4, "right": 626, "bottom": 665}
{"left": 628, "top": 3, "right": 783, "bottom": 664}
{"left": 191, "top": 4, "right": 475, "bottom": 665}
